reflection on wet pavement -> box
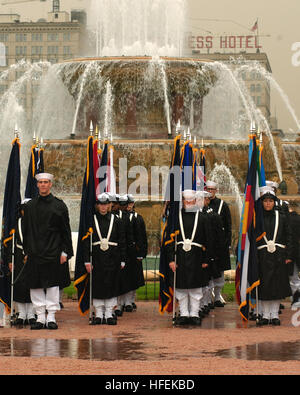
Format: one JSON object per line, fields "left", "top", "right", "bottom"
{"left": 0, "top": 337, "right": 151, "bottom": 361}
{"left": 211, "top": 341, "right": 300, "bottom": 361}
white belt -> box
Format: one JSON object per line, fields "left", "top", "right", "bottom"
{"left": 257, "top": 242, "right": 286, "bottom": 253}
{"left": 177, "top": 240, "right": 204, "bottom": 252}
{"left": 92, "top": 240, "right": 118, "bottom": 251}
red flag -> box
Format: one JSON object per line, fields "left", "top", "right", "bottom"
{"left": 251, "top": 20, "right": 258, "bottom": 32}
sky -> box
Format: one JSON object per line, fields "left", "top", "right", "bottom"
{"left": 1, "top": 0, "right": 300, "bottom": 135}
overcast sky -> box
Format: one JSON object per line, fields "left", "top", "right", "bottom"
{"left": 1, "top": 0, "right": 299, "bottom": 134}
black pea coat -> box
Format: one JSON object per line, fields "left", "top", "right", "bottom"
{"left": 166, "top": 209, "right": 209, "bottom": 289}
{"left": 6, "top": 217, "right": 31, "bottom": 303}
{"left": 23, "top": 194, "right": 73, "bottom": 290}
{"left": 83, "top": 212, "right": 126, "bottom": 300}
{"left": 208, "top": 197, "right": 232, "bottom": 270}
{"left": 256, "top": 208, "right": 292, "bottom": 300}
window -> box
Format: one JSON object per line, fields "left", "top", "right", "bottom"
{"left": 47, "top": 32, "right": 59, "bottom": 41}
{"left": 256, "top": 96, "right": 261, "bottom": 105}
{"left": 256, "top": 84, "right": 261, "bottom": 92}
{"left": 32, "top": 33, "right": 43, "bottom": 42}
{"left": 0, "top": 43, "right": 6, "bottom": 66}
{"left": 250, "top": 84, "right": 255, "bottom": 92}
{"left": 0, "top": 33, "right": 9, "bottom": 42}
{"left": 16, "top": 33, "right": 27, "bottom": 42}
{"left": 16, "top": 46, "right": 27, "bottom": 56}
{"left": 63, "top": 32, "right": 70, "bottom": 41}
{"left": 47, "top": 46, "right": 58, "bottom": 55}
{"left": 31, "top": 46, "right": 43, "bottom": 55}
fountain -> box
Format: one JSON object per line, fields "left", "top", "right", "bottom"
{"left": 0, "top": 0, "right": 299, "bottom": 257}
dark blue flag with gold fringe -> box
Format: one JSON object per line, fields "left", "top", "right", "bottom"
{"left": 0, "top": 137, "right": 21, "bottom": 313}
{"left": 24, "top": 144, "right": 44, "bottom": 199}
{"left": 159, "top": 135, "right": 181, "bottom": 314}
{"left": 74, "top": 136, "right": 96, "bottom": 316}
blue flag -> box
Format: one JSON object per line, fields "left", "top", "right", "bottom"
{"left": 0, "top": 137, "right": 21, "bottom": 313}
{"left": 74, "top": 136, "right": 96, "bottom": 316}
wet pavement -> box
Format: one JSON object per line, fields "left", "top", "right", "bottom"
{"left": 1, "top": 301, "right": 300, "bottom": 363}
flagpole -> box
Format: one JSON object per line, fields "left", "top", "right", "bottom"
{"left": 172, "top": 234, "right": 177, "bottom": 326}
{"left": 10, "top": 232, "right": 15, "bottom": 327}
{"left": 89, "top": 232, "right": 94, "bottom": 325}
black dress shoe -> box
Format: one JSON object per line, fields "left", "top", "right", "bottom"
{"left": 94, "top": 317, "right": 102, "bottom": 325}
{"left": 107, "top": 317, "right": 117, "bottom": 325}
{"left": 271, "top": 318, "right": 280, "bottom": 326}
{"left": 28, "top": 318, "right": 36, "bottom": 326}
{"left": 132, "top": 303, "right": 137, "bottom": 310}
{"left": 189, "top": 316, "right": 201, "bottom": 326}
{"left": 214, "top": 300, "right": 225, "bottom": 307}
{"left": 176, "top": 316, "right": 190, "bottom": 325}
{"left": 114, "top": 309, "right": 123, "bottom": 317}
{"left": 256, "top": 318, "right": 269, "bottom": 326}
{"left": 125, "top": 305, "right": 133, "bottom": 312}
{"left": 31, "top": 321, "right": 45, "bottom": 330}
{"left": 47, "top": 321, "right": 58, "bottom": 330}
{"left": 15, "top": 318, "right": 24, "bottom": 327}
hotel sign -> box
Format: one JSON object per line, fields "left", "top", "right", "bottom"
{"left": 188, "top": 35, "right": 262, "bottom": 50}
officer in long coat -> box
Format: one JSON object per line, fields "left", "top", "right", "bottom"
{"left": 126, "top": 194, "right": 148, "bottom": 310}
{"left": 84, "top": 193, "right": 127, "bottom": 325}
{"left": 206, "top": 180, "right": 232, "bottom": 307}
{"left": 167, "top": 190, "right": 209, "bottom": 326}
{"left": 256, "top": 190, "right": 293, "bottom": 325}
{"left": 23, "top": 173, "right": 73, "bottom": 330}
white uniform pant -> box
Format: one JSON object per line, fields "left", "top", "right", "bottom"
{"left": 213, "top": 272, "right": 225, "bottom": 301}
{"left": 30, "top": 286, "right": 60, "bottom": 324}
{"left": 260, "top": 300, "right": 281, "bottom": 319}
{"left": 289, "top": 266, "right": 300, "bottom": 295}
{"left": 17, "top": 303, "right": 35, "bottom": 320}
{"left": 93, "top": 297, "right": 117, "bottom": 319}
{"left": 117, "top": 291, "right": 136, "bottom": 308}
{"left": 176, "top": 288, "right": 203, "bottom": 317}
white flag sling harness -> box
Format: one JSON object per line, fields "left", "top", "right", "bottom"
{"left": 93, "top": 214, "right": 118, "bottom": 251}
{"left": 257, "top": 210, "right": 286, "bottom": 253}
{"left": 178, "top": 210, "right": 203, "bottom": 252}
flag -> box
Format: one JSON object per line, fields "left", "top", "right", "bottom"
{"left": 106, "top": 145, "right": 116, "bottom": 195}
{"left": 181, "top": 141, "right": 194, "bottom": 191}
{"left": 74, "top": 136, "right": 96, "bottom": 316}
{"left": 159, "top": 135, "right": 181, "bottom": 314}
{"left": 251, "top": 19, "right": 258, "bottom": 32}
{"left": 236, "top": 136, "right": 264, "bottom": 321}
{"left": 93, "top": 137, "right": 101, "bottom": 198}
{"left": 98, "top": 141, "right": 108, "bottom": 194}
{"left": 197, "top": 147, "right": 206, "bottom": 191}
{"left": 24, "top": 144, "right": 45, "bottom": 199}
{"left": 0, "top": 137, "right": 21, "bottom": 313}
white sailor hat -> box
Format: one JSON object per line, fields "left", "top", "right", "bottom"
{"left": 96, "top": 193, "right": 110, "bottom": 204}
{"left": 260, "top": 188, "right": 276, "bottom": 200}
{"left": 127, "top": 194, "right": 135, "bottom": 203}
{"left": 259, "top": 186, "right": 274, "bottom": 196}
{"left": 35, "top": 172, "right": 54, "bottom": 181}
{"left": 182, "top": 189, "right": 196, "bottom": 201}
{"left": 21, "top": 198, "right": 31, "bottom": 205}
{"left": 107, "top": 192, "right": 117, "bottom": 202}
{"left": 196, "top": 190, "right": 212, "bottom": 198}
{"left": 206, "top": 180, "right": 218, "bottom": 189}
{"left": 266, "top": 180, "right": 279, "bottom": 190}
{"left": 118, "top": 194, "right": 128, "bottom": 205}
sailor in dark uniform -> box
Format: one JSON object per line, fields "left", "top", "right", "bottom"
{"left": 84, "top": 193, "right": 127, "bottom": 325}
{"left": 23, "top": 173, "right": 73, "bottom": 330}
{"left": 6, "top": 199, "right": 35, "bottom": 327}
{"left": 126, "top": 194, "right": 148, "bottom": 310}
{"left": 266, "top": 180, "right": 290, "bottom": 216}
{"left": 207, "top": 180, "right": 232, "bottom": 306}
{"left": 288, "top": 208, "right": 300, "bottom": 308}
{"left": 196, "top": 190, "right": 226, "bottom": 314}
{"left": 167, "top": 190, "right": 209, "bottom": 326}
{"left": 114, "top": 194, "right": 136, "bottom": 314}
{"left": 256, "top": 190, "right": 293, "bottom": 325}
